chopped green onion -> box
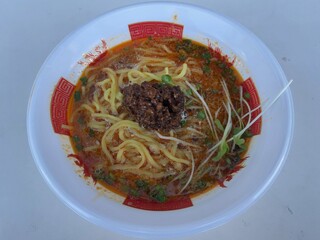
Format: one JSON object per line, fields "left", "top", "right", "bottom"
{"left": 203, "top": 65, "right": 211, "bottom": 74}
{"left": 197, "top": 110, "right": 206, "bottom": 120}
{"left": 80, "top": 77, "right": 88, "bottom": 86}
{"left": 74, "top": 91, "right": 81, "bottom": 101}
{"left": 161, "top": 74, "right": 173, "bottom": 85}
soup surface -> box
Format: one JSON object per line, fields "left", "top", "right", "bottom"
{"left": 68, "top": 37, "right": 254, "bottom": 202}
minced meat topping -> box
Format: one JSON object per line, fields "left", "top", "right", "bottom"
{"left": 122, "top": 82, "right": 185, "bottom": 131}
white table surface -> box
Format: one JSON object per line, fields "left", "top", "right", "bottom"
{"left": 1, "top": 0, "right": 319, "bottom": 239}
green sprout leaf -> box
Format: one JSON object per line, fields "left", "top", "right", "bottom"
{"left": 214, "top": 119, "right": 224, "bottom": 131}
{"left": 212, "top": 141, "right": 229, "bottom": 162}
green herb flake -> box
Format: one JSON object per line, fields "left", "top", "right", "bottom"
{"left": 104, "top": 173, "right": 115, "bottom": 185}
{"left": 226, "top": 158, "right": 232, "bottom": 165}
{"left": 72, "top": 135, "right": 80, "bottom": 143}
{"left": 202, "top": 51, "right": 211, "bottom": 60}
{"left": 217, "top": 61, "right": 226, "bottom": 69}
{"left": 232, "top": 86, "right": 239, "bottom": 94}
{"left": 195, "top": 180, "right": 207, "bottom": 190}
{"left": 93, "top": 168, "right": 105, "bottom": 179}
{"left": 89, "top": 128, "right": 95, "bottom": 137}
{"left": 204, "top": 137, "right": 212, "bottom": 147}
{"left": 80, "top": 77, "right": 88, "bottom": 86}
{"left": 203, "top": 65, "right": 211, "bottom": 74}
{"left": 211, "top": 89, "right": 219, "bottom": 94}
{"left": 77, "top": 116, "right": 85, "bottom": 125}
{"left": 181, "top": 119, "right": 187, "bottom": 127}
{"left": 75, "top": 143, "right": 83, "bottom": 151}
{"left": 135, "top": 179, "right": 148, "bottom": 190}
{"left": 161, "top": 74, "right": 173, "bottom": 85}
{"left": 244, "top": 92, "right": 251, "bottom": 99}
{"left": 150, "top": 185, "right": 167, "bottom": 203}
{"left": 182, "top": 39, "right": 192, "bottom": 45}
{"left": 178, "top": 54, "right": 187, "bottom": 61}
{"left": 214, "top": 119, "right": 224, "bottom": 131}
{"left": 229, "top": 74, "right": 236, "bottom": 82}
{"left": 74, "top": 90, "right": 81, "bottom": 101}
{"left": 129, "top": 188, "right": 139, "bottom": 197}
{"left": 197, "top": 110, "right": 206, "bottom": 120}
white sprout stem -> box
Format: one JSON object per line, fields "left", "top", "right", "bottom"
{"left": 215, "top": 106, "right": 221, "bottom": 119}
{"left": 198, "top": 101, "right": 233, "bottom": 170}
{"left": 232, "top": 79, "right": 293, "bottom": 140}
{"left": 239, "top": 85, "right": 243, "bottom": 117}
{"left": 203, "top": 109, "right": 215, "bottom": 134}
{"left": 179, "top": 148, "right": 195, "bottom": 194}
{"left": 241, "top": 101, "right": 262, "bottom": 120}
{"left": 221, "top": 80, "right": 243, "bottom": 127}
{"left": 208, "top": 101, "right": 232, "bottom": 153}
{"left": 154, "top": 131, "right": 201, "bottom": 148}
{"left": 187, "top": 127, "right": 208, "bottom": 137}
{"left": 197, "top": 148, "right": 218, "bottom": 171}
{"left": 185, "top": 80, "right": 218, "bottom": 140}
{"left": 231, "top": 98, "right": 253, "bottom": 151}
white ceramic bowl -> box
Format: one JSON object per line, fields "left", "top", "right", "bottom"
{"left": 27, "top": 2, "right": 294, "bottom": 238}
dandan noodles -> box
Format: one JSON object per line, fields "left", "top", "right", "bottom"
{"left": 67, "top": 37, "right": 257, "bottom": 202}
